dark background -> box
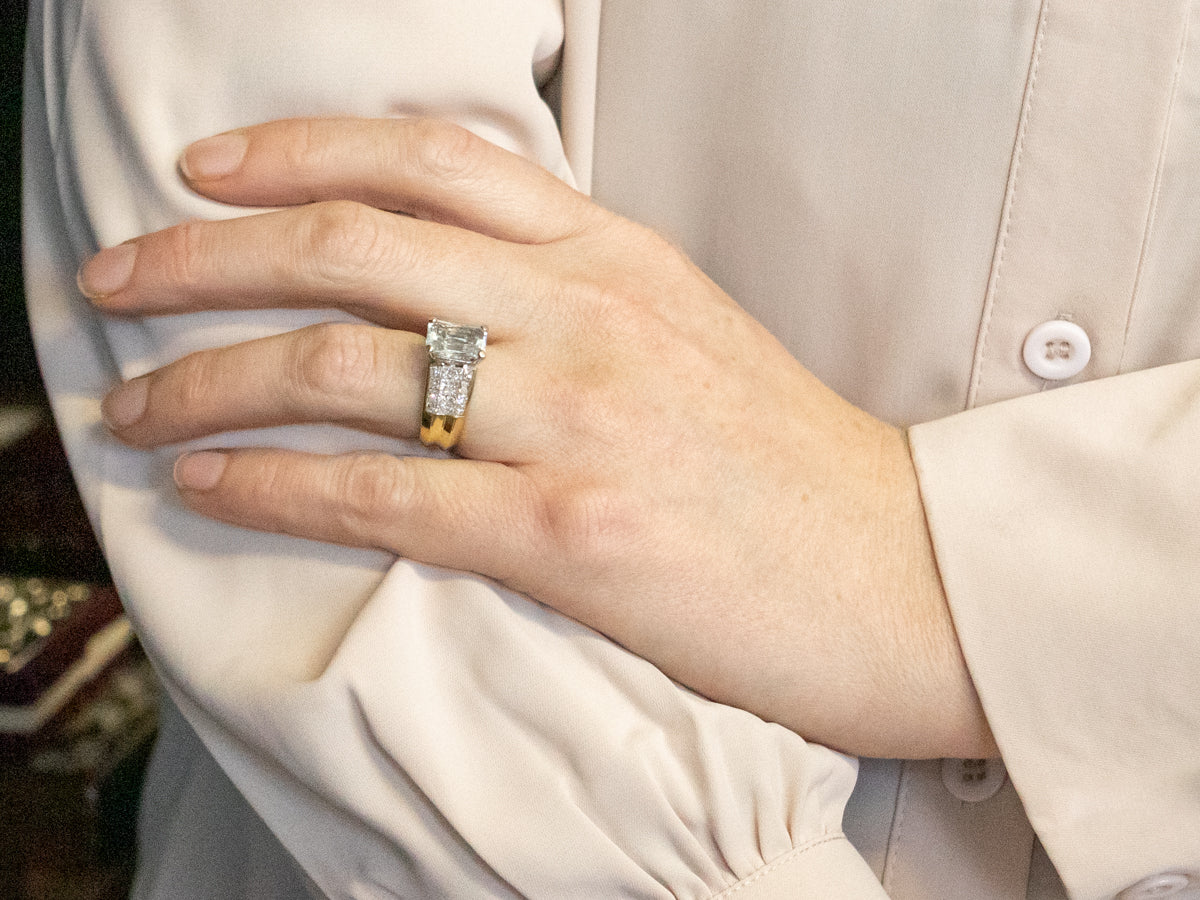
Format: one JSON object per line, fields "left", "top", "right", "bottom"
{"left": 2, "top": 13, "right": 150, "bottom": 900}
{"left": 3, "top": 4, "right": 46, "bottom": 407}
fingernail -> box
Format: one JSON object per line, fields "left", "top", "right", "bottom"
{"left": 174, "top": 451, "right": 227, "bottom": 491}
{"left": 180, "top": 132, "right": 249, "bottom": 180}
{"left": 101, "top": 377, "right": 148, "bottom": 430}
{"left": 77, "top": 243, "right": 137, "bottom": 298}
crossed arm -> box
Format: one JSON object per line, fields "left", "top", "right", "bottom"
{"left": 78, "top": 116, "right": 995, "bottom": 761}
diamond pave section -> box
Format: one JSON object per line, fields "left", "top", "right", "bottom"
{"left": 425, "top": 363, "right": 476, "bottom": 416}
{"left": 426, "top": 319, "right": 487, "bottom": 364}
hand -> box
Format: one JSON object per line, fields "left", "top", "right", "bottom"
{"left": 80, "top": 117, "right": 995, "bottom": 759}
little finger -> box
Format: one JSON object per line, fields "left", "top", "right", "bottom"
{"left": 172, "top": 448, "right": 544, "bottom": 587}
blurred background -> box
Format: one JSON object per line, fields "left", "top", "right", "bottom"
{"left": 3, "top": 7, "right": 158, "bottom": 899}
{"left": 2, "top": 3, "right": 40, "bottom": 408}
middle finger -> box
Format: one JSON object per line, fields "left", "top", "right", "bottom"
{"left": 79, "top": 201, "right": 536, "bottom": 337}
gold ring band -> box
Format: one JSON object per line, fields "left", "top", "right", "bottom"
{"left": 420, "top": 319, "right": 487, "bottom": 452}
{"left": 420, "top": 411, "right": 466, "bottom": 451}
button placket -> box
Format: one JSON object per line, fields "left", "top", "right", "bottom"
{"left": 965, "top": 3, "right": 1182, "bottom": 409}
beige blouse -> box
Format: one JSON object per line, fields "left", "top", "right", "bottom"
{"left": 23, "top": 0, "right": 1200, "bottom": 898}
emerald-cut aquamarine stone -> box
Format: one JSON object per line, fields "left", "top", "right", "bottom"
{"left": 426, "top": 319, "right": 487, "bottom": 364}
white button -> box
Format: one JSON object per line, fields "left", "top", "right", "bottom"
{"left": 1117, "top": 873, "right": 1197, "bottom": 899}
{"left": 1022, "top": 320, "right": 1091, "bottom": 380}
{"left": 940, "top": 757, "right": 1007, "bottom": 802}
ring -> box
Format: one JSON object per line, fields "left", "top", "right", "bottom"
{"left": 420, "top": 318, "right": 487, "bottom": 450}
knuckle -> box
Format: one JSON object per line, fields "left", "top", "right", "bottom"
{"left": 335, "top": 454, "right": 413, "bottom": 531}
{"left": 170, "top": 349, "right": 221, "bottom": 416}
{"left": 636, "top": 226, "right": 688, "bottom": 265}
{"left": 280, "top": 118, "right": 329, "bottom": 176}
{"left": 546, "top": 376, "right": 623, "bottom": 444}
{"left": 161, "top": 220, "right": 209, "bottom": 291}
{"left": 244, "top": 455, "right": 287, "bottom": 507}
{"left": 558, "top": 241, "right": 692, "bottom": 356}
{"left": 546, "top": 261, "right": 644, "bottom": 346}
{"left": 291, "top": 324, "right": 381, "bottom": 405}
{"left": 299, "top": 200, "right": 395, "bottom": 286}
{"left": 407, "top": 118, "right": 485, "bottom": 183}
{"left": 538, "top": 483, "right": 638, "bottom": 567}
{"left": 235, "top": 455, "right": 309, "bottom": 536}
{"left": 580, "top": 282, "right": 639, "bottom": 335}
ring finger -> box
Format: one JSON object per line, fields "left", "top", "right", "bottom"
{"left": 101, "top": 322, "right": 539, "bottom": 461}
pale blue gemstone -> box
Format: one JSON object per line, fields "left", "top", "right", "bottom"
{"left": 426, "top": 319, "right": 487, "bottom": 364}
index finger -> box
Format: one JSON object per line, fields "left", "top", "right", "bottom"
{"left": 179, "top": 117, "right": 600, "bottom": 244}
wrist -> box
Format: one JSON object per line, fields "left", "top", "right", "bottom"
{"left": 884, "top": 426, "right": 997, "bottom": 759}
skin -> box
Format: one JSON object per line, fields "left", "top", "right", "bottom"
{"left": 80, "top": 117, "right": 997, "bottom": 760}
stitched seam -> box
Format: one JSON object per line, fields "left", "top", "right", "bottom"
{"left": 707, "top": 833, "right": 850, "bottom": 899}
{"left": 1118, "top": 7, "right": 1191, "bottom": 374}
{"left": 880, "top": 762, "right": 913, "bottom": 893}
{"left": 967, "top": 0, "right": 1050, "bottom": 409}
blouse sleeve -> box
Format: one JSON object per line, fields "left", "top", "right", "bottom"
{"left": 910, "top": 360, "right": 1200, "bottom": 900}
{"left": 23, "top": 1, "right": 885, "bottom": 896}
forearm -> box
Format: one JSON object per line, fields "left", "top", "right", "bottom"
{"left": 28, "top": 3, "right": 880, "bottom": 896}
